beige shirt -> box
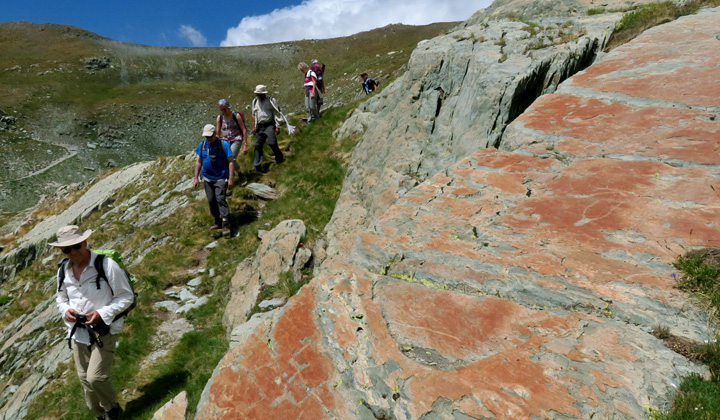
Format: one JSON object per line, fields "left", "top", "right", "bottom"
{"left": 253, "top": 96, "right": 283, "bottom": 127}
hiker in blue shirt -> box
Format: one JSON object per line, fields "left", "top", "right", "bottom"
{"left": 193, "top": 124, "right": 234, "bottom": 237}
{"left": 361, "top": 73, "right": 379, "bottom": 95}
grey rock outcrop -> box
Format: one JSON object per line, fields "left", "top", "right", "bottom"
{"left": 85, "top": 56, "right": 111, "bottom": 70}
{"left": 465, "top": 0, "right": 683, "bottom": 23}
{"left": 0, "top": 161, "right": 153, "bottom": 284}
{"left": 329, "top": 14, "right": 617, "bottom": 258}
{"left": 222, "top": 220, "right": 306, "bottom": 338}
{"left": 0, "top": 295, "right": 68, "bottom": 420}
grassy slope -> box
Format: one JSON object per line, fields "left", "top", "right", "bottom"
{"left": 0, "top": 21, "right": 455, "bottom": 215}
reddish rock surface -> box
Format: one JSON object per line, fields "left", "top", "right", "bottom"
{"left": 197, "top": 8, "right": 720, "bottom": 419}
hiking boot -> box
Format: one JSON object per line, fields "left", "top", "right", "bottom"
{"left": 210, "top": 219, "right": 222, "bottom": 230}
{"left": 275, "top": 156, "right": 284, "bottom": 164}
{"left": 222, "top": 220, "right": 231, "bottom": 238}
{"left": 254, "top": 165, "right": 264, "bottom": 173}
{"left": 106, "top": 404, "right": 123, "bottom": 420}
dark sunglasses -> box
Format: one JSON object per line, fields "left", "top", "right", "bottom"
{"left": 61, "top": 244, "right": 82, "bottom": 254}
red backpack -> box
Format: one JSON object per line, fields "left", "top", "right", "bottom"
{"left": 310, "top": 63, "right": 325, "bottom": 92}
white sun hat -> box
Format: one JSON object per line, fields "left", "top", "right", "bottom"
{"left": 48, "top": 225, "right": 93, "bottom": 247}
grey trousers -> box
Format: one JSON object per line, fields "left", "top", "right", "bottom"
{"left": 203, "top": 178, "right": 229, "bottom": 222}
{"left": 253, "top": 124, "right": 283, "bottom": 168}
{"left": 229, "top": 141, "right": 242, "bottom": 166}
{"left": 304, "top": 87, "right": 320, "bottom": 121}
{"left": 73, "top": 334, "right": 117, "bottom": 417}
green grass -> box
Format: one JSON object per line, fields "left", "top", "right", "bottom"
{"left": 605, "top": 0, "right": 720, "bottom": 51}
{"left": 675, "top": 250, "right": 720, "bottom": 311}
{"left": 16, "top": 96, "right": 364, "bottom": 419}
{"left": 653, "top": 248, "right": 720, "bottom": 419}
{"left": 586, "top": 7, "right": 607, "bottom": 15}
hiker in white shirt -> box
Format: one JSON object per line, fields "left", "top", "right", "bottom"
{"left": 52, "top": 225, "right": 133, "bottom": 420}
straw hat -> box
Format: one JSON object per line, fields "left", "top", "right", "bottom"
{"left": 48, "top": 225, "right": 93, "bottom": 247}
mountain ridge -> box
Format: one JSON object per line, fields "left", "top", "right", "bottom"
{"left": 0, "top": 20, "right": 457, "bottom": 215}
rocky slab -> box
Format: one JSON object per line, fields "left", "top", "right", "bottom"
{"left": 223, "top": 219, "right": 306, "bottom": 339}
{"left": 465, "top": 0, "right": 684, "bottom": 23}
{"left": 197, "top": 8, "right": 719, "bottom": 420}
{"left": 329, "top": 14, "right": 618, "bottom": 262}
{"left": 0, "top": 161, "right": 153, "bottom": 284}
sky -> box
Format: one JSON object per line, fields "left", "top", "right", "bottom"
{"left": 1, "top": 0, "right": 492, "bottom": 47}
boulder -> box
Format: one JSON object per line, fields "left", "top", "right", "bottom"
{"left": 222, "top": 220, "right": 306, "bottom": 335}
{"left": 246, "top": 183, "right": 278, "bottom": 200}
{"left": 151, "top": 391, "right": 187, "bottom": 420}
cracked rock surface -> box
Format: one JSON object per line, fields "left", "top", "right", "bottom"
{"left": 330, "top": 14, "right": 618, "bottom": 261}
{"left": 196, "top": 7, "right": 720, "bottom": 420}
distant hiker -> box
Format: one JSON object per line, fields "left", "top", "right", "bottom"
{"left": 251, "top": 85, "right": 285, "bottom": 172}
{"left": 310, "top": 59, "right": 325, "bottom": 109}
{"left": 298, "top": 62, "right": 320, "bottom": 122}
{"left": 53, "top": 225, "right": 134, "bottom": 420}
{"left": 361, "top": 73, "right": 379, "bottom": 95}
{"left": 216, "top": 99, "right": 248, "bottom": 171}
{"left": 194, "top": 123, "right": 234, "bottom": 237}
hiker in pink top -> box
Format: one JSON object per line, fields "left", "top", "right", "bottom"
{"left": 215, "top": 99, "right": 248, "bottom": 171}
{"left": 298, "top": 62, "right": 320, "bottom": 122}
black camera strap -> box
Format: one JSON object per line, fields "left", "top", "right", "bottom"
{"left": 67, "top": 321, "right": 104, "bottom": 349}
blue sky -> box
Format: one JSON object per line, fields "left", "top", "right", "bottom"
{"left": 1, "top": 0, "right": 491, "bottom": 47}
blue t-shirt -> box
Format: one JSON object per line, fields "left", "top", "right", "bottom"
{"left": 196, "top": 138, "right": 233, "bottom": 180}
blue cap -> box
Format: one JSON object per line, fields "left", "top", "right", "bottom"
{"left": 218, "top": 99, "right": 230, "bottom": 107}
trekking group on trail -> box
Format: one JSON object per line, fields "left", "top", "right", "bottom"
{"left": 194, "top": 58, "right": 331, "bottom": 238}
{"left": 54, "top": 56, "right": 384, "bottom": 420}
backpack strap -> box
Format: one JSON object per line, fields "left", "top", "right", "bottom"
{"left": 268, "top": 97, "right": 282, "bottom": 115}
{"left": 94, "top": 254, "right": 113, "bottom": 294}
{"left": 57, "top": 258, "right": 69, "bottom": 292}
{"left": 219, "top": 112, "right": 241, "bottom": 127}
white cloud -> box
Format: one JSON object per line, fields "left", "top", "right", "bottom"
{"left": 221, "top": 0, "right": 492, "bottom": 46}
{"left": 179, "top": 24, "right": 208, "bottom": 47}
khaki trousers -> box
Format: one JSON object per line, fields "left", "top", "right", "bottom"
{"left": 73, "top": 333, "right": 117, "bottom": 417}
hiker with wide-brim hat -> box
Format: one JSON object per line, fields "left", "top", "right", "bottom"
{"left": 52, "top": 225, "right": 134, "bottom": 420}
{"left": 251, "top": 84, "right": 285, "bottom": 173}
